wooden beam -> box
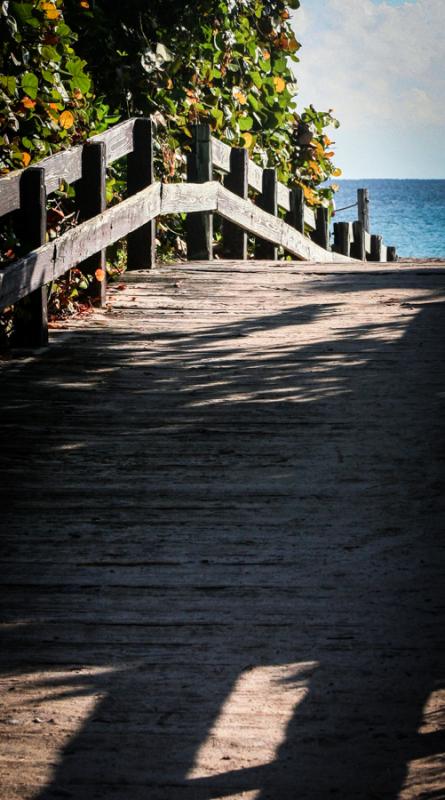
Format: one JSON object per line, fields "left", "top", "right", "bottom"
{"left": 217, "top": 184, "right": 356, "bottom": 263}
{"left": 276, "top": 182, "right": 291, "bottom": 213}
{"left": 161, "top": 182, "right": 219, "bottom": 215}
{"left": 77, "top": 140, "right": 107, "bottom": 305}
{"left": 222, "top": 148, "right": 249, "bottom": 259}
{"left": 255, "top": 168, "right": 278, "bottom": 260}
{"left": 186, "top": 124, "right": 213, "bottom": 260}
{"left": 247, "top": 160, "right": 263, "bottom": 194}
{"left": 304, "top": 206, "right": 316, "bottom": 231}
{"left": 0, "top": 183, "right": 161, "bottom": 310}
{"left": 12, "top": 167, "right": 48, "bottom": 348}
{"left": 210, "top": 136, "right": 231, "bottom": 174}
{"left": 0, "top": 120, "right": 137, "bottom": 219}
{"left": 127, "top": 118, "right": 156, "bottom": 270}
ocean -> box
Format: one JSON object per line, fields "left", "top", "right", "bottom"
{"left": 331, "top": 179, "right": 445, "bottom": 259}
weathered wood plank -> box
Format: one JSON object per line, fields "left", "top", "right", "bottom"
{"left": 304, "top": 205, "right": 316, "bottom": 231}
{"left": 161, "top": 182, "right": 219, "bottom": 215}
{"left": 0, "top": 120, "right": 136, "bottom": 217}
{"left": 0, "top": 260, "right": 444, "bottom": 800}
{"left": 276, "top": 182, "right": 291, "bottom": 213}
{"left": 217, "top": 185, "right": 355, "bottom": 263}
{"left": 210, "top": 136, "right": 231, "bottom": 174}
{"left": 0, "top": 183, "right": 161, "bottom": 309}
{"left": 247, "top": 159, "right": 263, "bottom": 195}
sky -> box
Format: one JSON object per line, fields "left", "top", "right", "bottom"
{"left": 291, "top": 0, "right": 445, "bottom": 178}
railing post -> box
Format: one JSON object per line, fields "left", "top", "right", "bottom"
{"left": 387, "top": 246, "right": 398, "bottom": 262}
{"left": 222, "top": 147, "right": 248, "bottom": 259}
{"left": 78, "top": 140, "right": 107, "bottom": 306}
{"left": 12, "top": 167, "right": 48, "bottom": 348}
{"left": 127, "top": 117, "right": 156, "bottom": 270}
{"left": 255, "top": 167, "right": 278, "bottom": 260}
{"left": 333, "top": 221, "right": 351, "bottom": 257}
{"left": 351, "top": 220, "right": 366, "bottom": 260}
{"left": 357, "top": 188, "right": 370, "bottom": 232}
{"left": 312, "top": 206, "right": 330, "bottom": 251}
{"left": 370, "top": 234, "right": 383, "bottom": 262}
{"left": 286, "top": 186, "right": 305, "bottom": 234}
{"left": 186, "top": 124, "right": 213, "bottom": 260}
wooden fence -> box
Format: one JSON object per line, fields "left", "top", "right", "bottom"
{"left": 0, "top": 118, "right": 397, "bottom": 347}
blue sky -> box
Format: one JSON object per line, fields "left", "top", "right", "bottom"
{"left": 291, "top": 0, "right": 445, "bottom": 178}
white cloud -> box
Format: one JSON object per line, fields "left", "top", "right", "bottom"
{"left": 291, "top": 0, "right": 445, "bottom": 176}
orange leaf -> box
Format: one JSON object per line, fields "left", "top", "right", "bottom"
{"left": 22, "top": 96, "right": 36, "bottom": 109}
{"left": 59, "top": 110, "right": 74, "bottom": 129}
{"left": 233, "top": 90, "right": 247, "bottom": 105}
{"left": 332, "top": 168, "right": 342, "bottom": 177}
{"left": 325, "top": 151, "right": 335, "bottom": 158}
{"left": 273, "top": 77, "right": 286, "bottom": 93}
{"left": 80, "top": 0, "right": 90, "bottom": 7}
{"left": 95, "top": 269, "right": 106, "bottom": 282}
{"left": 308, "top": 160, "right": 321, "bottom": 176}
{"left": 41, "top": 2, "right": 61, "bottom": 19}
{"left": 22, "top": 152, "right": 31, "bottom": 167}
{"left": 262, "top": 50, "right": 270, "bottom": 60}
{"left": 242, "top": 132, "right": 253, "bottom": 149}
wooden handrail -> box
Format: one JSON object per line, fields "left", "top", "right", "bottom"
{"left": 0, "top": 118, "right": 397, "bottom": 348}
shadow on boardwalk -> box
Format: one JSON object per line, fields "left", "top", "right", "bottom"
{"left": 1, "top": 271, "right": 444, "bottom": 799}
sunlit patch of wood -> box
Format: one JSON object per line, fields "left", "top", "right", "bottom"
{"left": 187, "top": 661, "right": 317, "bottom": 792}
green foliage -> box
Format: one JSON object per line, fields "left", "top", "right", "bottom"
{"left": 0, "top": 0, "right": 117, "bottom": 172}
{"left": 67, "top": 0, "right": 342, "bottom": 205}
{"left": 0, "top": 0, "right": 342, "bottom": 345}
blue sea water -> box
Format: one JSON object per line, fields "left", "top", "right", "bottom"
{"left": 331, "top": 180, "right": 445, "bottom": 259}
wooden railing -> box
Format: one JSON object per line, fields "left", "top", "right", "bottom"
{"left": 0, "top": 118, "right": 397, "bottom": 348}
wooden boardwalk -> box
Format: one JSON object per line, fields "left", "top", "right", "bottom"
{"left": 1, "top": 260, "right": 444, "bottom": 800}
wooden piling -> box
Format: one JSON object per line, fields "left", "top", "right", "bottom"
{"left": 286, "top": 186, "right": 305, "bottom": 234}
{"left": 358, "top": 188, "right": 370, "bottom": 232}
{"left": 222, "top": 147, "right": 249, "bottom": 259}
{"left": 255, "top": 168, "right": 278, "bottom": 260}
{"left": 127, "top": 117, "right": 156, "bottom": 270}
{"left": 333, "top": 221, "right": 351, "bottom": 257}
{"left": 351, "top": 221, "right": 366, "bottom": 261}
{"left": 12, "top": 168, "right": 48, "bottom": 348}
{"left": 186, "top": 124, "right": 213, "bottom": 260}
{"left": 78, "top": 140, "right": 107, "bottom": 306}
{"left": 312, "top": 206, "right": 330, "bottom": 251}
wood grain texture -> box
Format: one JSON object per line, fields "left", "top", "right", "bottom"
{"left": 0, "top": 260, "right": 444, "bottom": 800}
{"left": 217, "top": 185, "right": 355, "bottom": 263}
{"left": 0, "top": 120, "right": 136, "bottom": 217}
{"left": 0, "top": 183, "right": 161, "bottom": 309}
